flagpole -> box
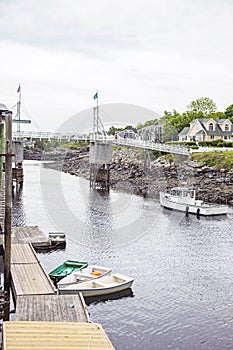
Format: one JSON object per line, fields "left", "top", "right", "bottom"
{"left": 96, "top": 90, "right": 99, "bottom": 137}
{"left": 17, "top": 84, "right": 21, "bottom": 133}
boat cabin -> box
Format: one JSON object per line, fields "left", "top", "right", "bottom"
{"left": 170, "top": 187, "right": 198, "bottom": 200}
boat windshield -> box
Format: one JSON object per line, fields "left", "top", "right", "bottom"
{"left": 171, "top": 189, "right": 195, "bottom": 198}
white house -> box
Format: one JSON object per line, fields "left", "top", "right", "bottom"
{"left": 179, "top": 118, "right": 233, "bottom": 142}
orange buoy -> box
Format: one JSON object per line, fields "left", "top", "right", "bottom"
{"left": 91, "top": 271, "right": 101, "bottom": 276}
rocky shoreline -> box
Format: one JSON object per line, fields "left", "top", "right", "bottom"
{"left": 24, "top": 148, "right": 233, "bottom": 206}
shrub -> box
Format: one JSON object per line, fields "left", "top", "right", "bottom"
{"left": 184, "top": 141, "right": 197, "bottom": 146}
{"left": 189, "top": 145, "right": 199, "bottom": 149}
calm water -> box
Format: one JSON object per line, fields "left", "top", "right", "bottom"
{"left": 12, "top": 160, "right": 233, "bottom": 350}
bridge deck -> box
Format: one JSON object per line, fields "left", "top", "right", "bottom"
{"left": 13, "top": 130, "right": 190, "bottom": 155}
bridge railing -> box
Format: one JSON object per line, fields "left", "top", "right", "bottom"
{"left": 13, "top": 131, "right": 81, "bottom": 141}
{"left": 13, "top": 131, "right": 189, "bottom": 155}
{"left": 112, "top": 137, "right": 189, "bottom": 155}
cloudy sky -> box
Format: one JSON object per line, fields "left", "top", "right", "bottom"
{"left": 1, "top": 0, "right": 233, "bottom": 132}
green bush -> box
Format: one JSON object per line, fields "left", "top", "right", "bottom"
{"left": 165, "top": 141, "right": 183, "bottom": 145}
{"left": 189, "top": 145, "right": 199, "bottom": 149}
{"left": 184, "top": 141, "right": 197, "bottom": 146}
{"left": 211, "top": 139, "right": 223, "bottom": 146}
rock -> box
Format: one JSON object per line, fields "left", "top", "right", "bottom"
{"left": 216, "top": 178, "right": 225, "bottom": 183}
{"left": 42, "top": 146, "right": 233, "bottom": 206}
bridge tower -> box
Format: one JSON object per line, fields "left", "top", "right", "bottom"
{"left": 11, "top": 86, "right": 31, "bottom": 188}
{"left": 89, "top": 96, "right": 112, "bottom": 190}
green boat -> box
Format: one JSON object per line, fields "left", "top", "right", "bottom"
{"left": 49, "top": 260, "right": 88, "bottom": 282}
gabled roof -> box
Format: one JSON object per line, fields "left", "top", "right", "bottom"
{"left": 179, "top": 118, "right": 233, "bottom": 138}
{"left": 179, "top": 127, "right": 189, "bottom": 136}
{"left": 195, "top": 130, "right": 205, "bottom": 135}
{"left": 218, "top": 119, "right": 232, "bottom": 124}
{"left": 0, "top": 103, "right": 8, "bottom": 111}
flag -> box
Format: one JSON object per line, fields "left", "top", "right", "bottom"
{"left": 17, "top": 84, "right": 21, "bottom": 93}
{"left": 93, "top": 92, "right": 98, "bottom": 100}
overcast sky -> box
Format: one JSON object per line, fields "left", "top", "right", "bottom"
{"left": 1, "top": 0, "right": 233, "bottom": 132}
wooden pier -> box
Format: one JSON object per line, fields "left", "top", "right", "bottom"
{"left": 11, "top": 242, "right": 55, "bottom": 301}
{"left": 0, "top": 225, "right": 115, "bottom": 348}
{"left": 3, "top": 321, "right": 115, "bottom": 350}
{"left": 15, "top": 294, "right": 89, "bottom": 322}
{"left": 0, "top": 176, "right": 5, "bottom": 232}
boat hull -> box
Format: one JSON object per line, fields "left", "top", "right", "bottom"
{"left": 160, "top": 192, "right": 228, "bottom": 216}
{"left": 57, "top": 265, "right": 112, "bottom": 288}
{"left": 58, "top": 273, "right": 134, "bottom": 297}
{"left": 49, "top": 260, "right": 88, "bottom": 282}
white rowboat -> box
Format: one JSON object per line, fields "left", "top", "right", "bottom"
{"left": 57, "top": 265, "right": 112, "bottom": 288}
{"left": 58, "top": 273, "right": 134, "bottom": 297}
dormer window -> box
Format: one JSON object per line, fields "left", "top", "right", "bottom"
{"left": 209, "top": 123, "right": 213, "bottom": 131}
{"left": 225, "top": 124, "right": 229, "bottom": 131}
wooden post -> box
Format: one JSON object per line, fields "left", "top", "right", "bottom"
{"left": 4, "top": 112, "right": 12, "bottom": 320}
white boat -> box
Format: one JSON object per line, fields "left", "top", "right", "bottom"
{"left": 57, "top": 265, "right": 112, "bottom": 288}
{"left": 58, "top": 273, "right": 134, "bottom": 297}
{"left": 49, "top": 232, "right": 66, "bottom": 244}
{"left": 160, "top": 187, "right": 228, "bottom": 216}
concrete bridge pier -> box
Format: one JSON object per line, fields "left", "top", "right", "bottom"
{"left": 89, "top": 140, "right": 112, "bottom": 190}
{"left": 144, "top": 149, "right": 151, "bottom": 174}
{"left": 90, "top": 163, "right": 110, "bottom": 190}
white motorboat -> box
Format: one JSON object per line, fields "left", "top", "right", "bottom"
{"left": 58, "top": 272, "right": 134, "bottom": 297}
{"left": 57, "top": 265, "right": 112, "bottom": 288}
{"left": 160, "top": 187, "right": 228, "bottom": 216}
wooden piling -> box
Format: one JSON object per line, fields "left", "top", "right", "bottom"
{"left": 4, "top": 112, "right": 13, "bottom": 320}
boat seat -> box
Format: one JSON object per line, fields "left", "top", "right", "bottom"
{"left": 92, "top": 282, "right": 106, "bottom": 288}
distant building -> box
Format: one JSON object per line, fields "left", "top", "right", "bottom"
{"left": 115, "top": 128, "right": 137, "bottom": 139}
{"left": 23, "top": 139, "right": 35, "bottom": 148}
{"left": 179, "top": 118, "right": 233, "bottom": 142}
{"left": 137, "top": 124, "right": 163, "bottom": 142}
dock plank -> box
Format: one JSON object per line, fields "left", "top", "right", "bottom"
{"left": 11, "top": 243, "right": 38, "bottom": 264}
{"left": 11, "top": 261, "right": 55, "bottom": 298}
{"left": 3, "top": 321, "right": 115, "bottom": 350}
{"left": 11, "top": 226, "right": 46, "bottom": 243}
{"left": 15, "top": 294, "right": 89, "bottom": 322}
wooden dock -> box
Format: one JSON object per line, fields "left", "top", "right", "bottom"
{"left": 3, "top": 321, "right": 115, "bottom": 350}
{"left": 0, "top": 215, "right": 115, "bottom": 348}
{"left": 0, "top": 225, "right": 47, "bottom": 246}
{"left": 0, "top": 176, "right": 5, "bottom": 232}
{"left": 15, "top": 294, "right": 89, "bottom": 322}
{"left": 9, "top": 229, "right": 91, "bottom": 324}
{"left": 11, "top": 226, "right": 47, "bottom": 243}
{"left": 9, "top": 227, "right": 56, "bottom": 300}
{"left": 11, "top": 242, "right": 55, "bottom": 301}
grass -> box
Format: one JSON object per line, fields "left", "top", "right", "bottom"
{"left": 191, "top": 152, "right": 233, "bottom": 170}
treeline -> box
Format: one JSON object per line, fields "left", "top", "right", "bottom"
{"left": 137, "top": 97, "right": 233, "bottom": 142}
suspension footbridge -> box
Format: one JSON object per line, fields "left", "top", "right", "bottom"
{"left": 13, "top": 130, "right": 189, "bottom": 155}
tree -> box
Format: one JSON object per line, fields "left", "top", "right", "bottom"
{"left": 208, "top": 111, "right": 225, "bottom": 120}
{"left": 160, "top": 110, "right": 180, "bottom": 141}
{"left": 186, "top": 97, "right": 217, "bottom": 116}
{"left": 225, "top": 104, "right": 233, "bottom": 121}
{"left": 168, "top": 110, "right": 190, "bottom": 133}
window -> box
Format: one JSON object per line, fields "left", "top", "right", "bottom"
{"left": 209, "top": 123, "right": 213, "bottom": 131}
{"left": 210, "top": 135, "right": 214, "bottom": 140}
{"left": 225, "top": 124, "right": 229, "bottom": 131}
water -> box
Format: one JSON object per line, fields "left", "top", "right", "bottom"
{"left": 12, "top": 160, "right": 233, "bottom": 350}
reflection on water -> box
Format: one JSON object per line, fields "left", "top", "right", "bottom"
{"left": 85, "top": 288, "right": 134, "bottom": 306}
{"left": 12, "top": 188, "right": 26, "bottom": 226}
{"left": 12, "top": 161, "right": 233, "bottom": 350}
